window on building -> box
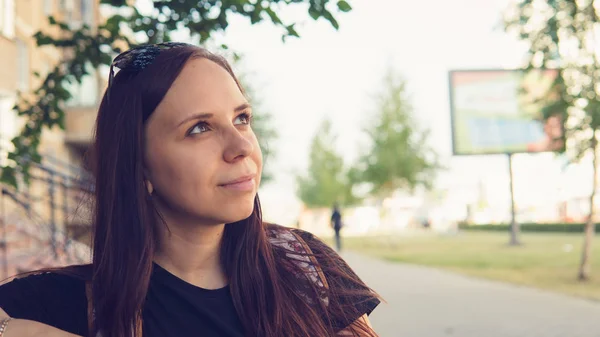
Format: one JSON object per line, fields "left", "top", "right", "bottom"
{"left": 16, "top": 39, "right": 30, "bottom": 92}
{"left": 81, "top": 0, "right": 94, "bottom": 26}
{"left": 44, "top": 0, "right": 54, "bottom": 16}
{"left": 59, "top": 0, "right": 74, "bottom": 23}
{"left": 0, "top": 94, "right": 17, "bottom": 167}
{"left": 0, "top": 0, "right": 15, "bottom": 38}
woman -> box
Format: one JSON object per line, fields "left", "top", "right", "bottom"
{"left": 0, "top": 43, "right": 380, "bottom": 337}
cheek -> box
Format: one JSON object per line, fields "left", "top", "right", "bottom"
{"left": 148, "top": 143, "right": 218, "bottom": 196}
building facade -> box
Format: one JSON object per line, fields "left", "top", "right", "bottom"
{"left": 0, "top": 0, "right": 101, "bottom": 277}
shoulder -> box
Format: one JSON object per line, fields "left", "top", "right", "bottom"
{"left": 0, "top": 265, "right": 90, "bottom": 334}
{"left": 269, "top": 225, "right": 338, "bottom": 263}
{"left": 265, "top": 224, "right": 380, "bottom": 331}
{"left": 265, "top": 224, "right": 338, "bottom": 268}
{"left": 2, "top": 264, "right": 91, "bottom": 295}
{"left": 265, "top": 224, "right": 352, "bottom": 294}
{"left": 265, "top": 224, "right": 334, "bottom": 265}
{"left": 265, "top": 223, "right": 324, "bottom": 248}
{"left": 0, "top": 266, "right": 89, "bottom": 298}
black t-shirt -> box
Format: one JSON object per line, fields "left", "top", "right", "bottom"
{"left": 0, "top": 230, "right": 379, "bottom": 337}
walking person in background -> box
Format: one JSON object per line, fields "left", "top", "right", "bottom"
{"left": 331, "top": 204, "right": 343, "bottom": 252}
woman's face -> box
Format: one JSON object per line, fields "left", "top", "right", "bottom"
{"left": 143, "top": 57, "right": 262, "bottom": 227}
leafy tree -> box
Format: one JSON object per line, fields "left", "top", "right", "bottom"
{"left": 505, "top": 0, "right": 599, "bottom": 280}
{"left": 297, "top": 119, "right": 358, "bottom": 208}
{"left": 357, "top": 66, "right": 439, "bottom": 197}
{"left": 0, "top": 0, "right": 353, "bottom": 188}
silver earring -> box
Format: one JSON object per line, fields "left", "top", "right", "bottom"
{"left": 146, "top": 181, "right": 154, "bottom": 195}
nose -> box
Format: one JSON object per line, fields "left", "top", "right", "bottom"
{"left": 223, "top": 128, "right": 254, "bottom": 163}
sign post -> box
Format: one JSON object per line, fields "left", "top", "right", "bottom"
{"left": 507, "top": 153, "right": 520, "bottom": 245}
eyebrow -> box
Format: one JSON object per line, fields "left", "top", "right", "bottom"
{"left": 175, "top": 103, "right": 252, "bottom": 129}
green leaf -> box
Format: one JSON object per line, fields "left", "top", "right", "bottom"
{"left": 337, "top": 1, "right": 352, "bottom": 12}
{"left": 323, "top": 11, "right": 339, "bottom": 30}
{"left": 308, "top": 7, "right": 321, "bottom": 20}
{"left": 286, "top": 24, "right": 300, "bottom": 38}
{"left": 100, "top": 0, "right": 128, "bottom": 6}
{"left": 250, "top": 9, "right": 262, "bottom": 24}
{"left": 0, "top": 166, "right": 18, "bottom": 189}
{"left": 265, "top": 8, "right": 283, "bottom": 24}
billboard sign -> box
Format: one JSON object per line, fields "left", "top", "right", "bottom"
{"left": 449, "top": 69, "right": 563, "bottom": 155}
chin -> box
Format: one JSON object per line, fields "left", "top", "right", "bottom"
{"left": 220, "top": 195, "right": 256, "bottom": 224}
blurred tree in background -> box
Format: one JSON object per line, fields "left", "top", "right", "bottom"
{"left": 0, "top": 0, "right": 353, "bottom": 188}
{"left": 505, "top": 0, "right": 599, "bottom": 281}
{"left": 297, "top": 67, "right": 440, "bottom": 208}
{"left": 356, "top": 66, "right": 440, "bottom": 198}
{"left": 297, "top": 119, "right": 359, "bottom": 208}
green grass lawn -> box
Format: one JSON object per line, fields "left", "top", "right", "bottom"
{"left": 342, "top": 231, "right": 600, "bottom": 301}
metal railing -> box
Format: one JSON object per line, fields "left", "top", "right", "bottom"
{"left": 0, "top": 146, "right": 94, "bottom": 278}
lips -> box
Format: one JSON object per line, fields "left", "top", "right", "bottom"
{"left": 220, "top": 174, "right": 256, "bottom": 186}
{"left": 219, "top": 174, "right": 256, "bottom": 191}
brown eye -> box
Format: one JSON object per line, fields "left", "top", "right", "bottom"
{"left": 234, "top": 112, "right": 252, "bottom": 125}
{"left": 188, "top": 122, "right": 210, "bottom": 135}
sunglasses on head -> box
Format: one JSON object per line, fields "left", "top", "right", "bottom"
{"left": 107, "top": 42, "right": 193, "bottom": 99}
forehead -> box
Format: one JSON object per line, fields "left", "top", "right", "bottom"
{"left": 151, "top": 58, "right": 245, "bottom": 124}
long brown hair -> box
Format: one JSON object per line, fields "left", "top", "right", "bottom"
{"left": 87, "top": 45, "right": 378, "bottom": 337}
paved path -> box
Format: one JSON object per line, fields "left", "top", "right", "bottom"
{"left": 342, "top": 252, "right": 600, "bottom": 337}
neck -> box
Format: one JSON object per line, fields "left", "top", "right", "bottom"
{"left": 154, "top": 222, "right": 227, "bottom": 290}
